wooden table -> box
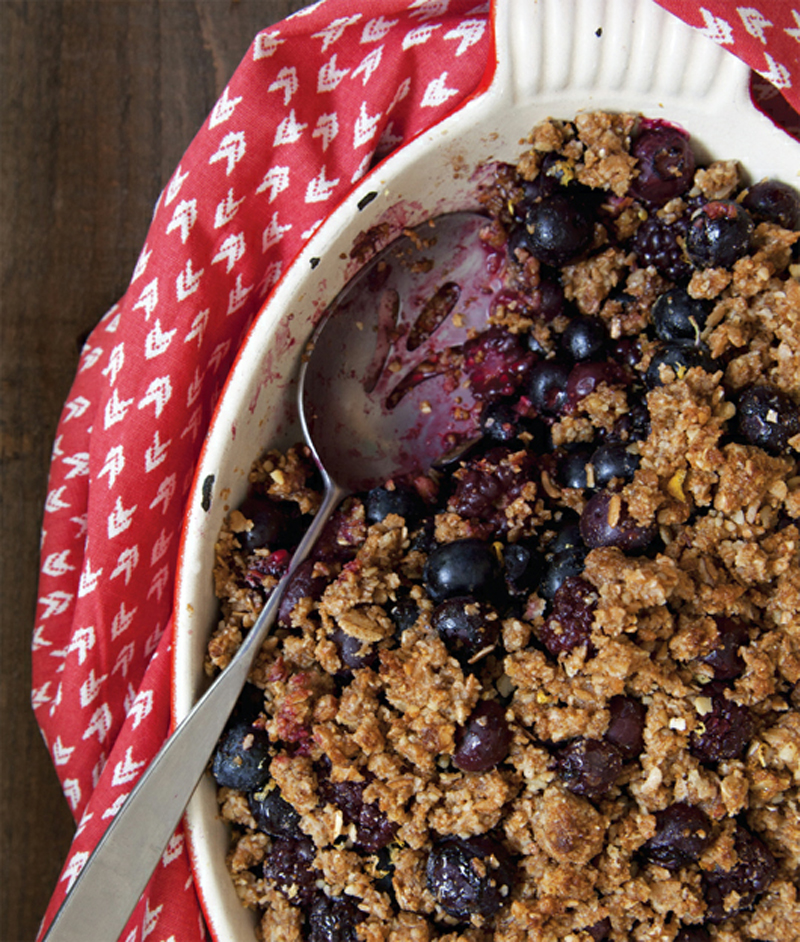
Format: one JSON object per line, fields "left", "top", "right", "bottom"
{"left": 0, "top": 3, "right": 308, "bottom": 939}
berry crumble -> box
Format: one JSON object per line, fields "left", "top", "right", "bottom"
{"left": 205, "top": 112, "right": 800, "bottom": 942}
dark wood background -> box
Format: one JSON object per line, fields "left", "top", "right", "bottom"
{"left": 0, "top": 3, "right": 309, "bottom": 939}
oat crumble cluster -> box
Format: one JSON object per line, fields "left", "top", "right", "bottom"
{"left": 206, "top": 113, "right": 800, "bottom": 942}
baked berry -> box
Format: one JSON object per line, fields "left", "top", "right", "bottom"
{"left": 331, "top": 626, "right": 378, "bottom": 672}
{"left": 651, "top": 287, "right": 709, "bottom": 346}
{"left": 565, "top": 360, "right": 628, "bottom": 411}
{"left": 560, "top": 316, "right": 608, "bottom": 362}
{"left": 263, "top": 835, "right": 319, "bottom": 906}
{"left": 699, "top": 616, "right": 749, "bottom": 681}
{"left": 703, "top": 825, "right": 776, "bottom": 923}
{"left": 737, "top": 384, "right": 800, "bottom": 454}
{"left": 630, "top": 123, "right": 695, "bottom": 205}
{"left": 741, "top": 178, "right": 800, "bottom": 230}
{"left": 426, "top": 835, "right": 515, "bottom": 919}
{"left": 540, "top": 547, "right": 587, "bottom": 600}
{"left": 674, "top": 929, "right": 710, "bottom": 942}
{"left": 557, "top": 444, "right": 594, "bottom": 490}
{"left": 548, "top": 519, "right": 584, "bottom": 555}
{"left": 211, "top": 720, "right": 272, "bottom": 791}
{"left": 318, "top": 772, "right": 398, "bottom": 853}
{"left": 589, "top": 443, "right": 640, "bottom": 488}
{"left": 645, "top": 343, "right": 714, "bottom": 387}
{"left": 605, "top": 695, "right": 646, "bottom": 760}
{"left": 580, "top": 491, "right": 656, "bottom": 553}
{"left": 249, "top": 782, "right": 302, "bottom": 837}
{"left": 480, "top": 401, "right": 521, "bottom": 443}
{"left": 607, "top": 401, "right": 650, "bottom": 445}
{"left": 423, "top": 538, "right": 499, "bottom": 602}
{"left": 523, "top": 191, "right": 595, "bottom": 266}
{"left": 389, "top": 596, "right": 420, "bottom": 633}
{"left": 632, "top": 213, "right": 691, "bottom": 281}
{"left": 431, "top": 596, "right": 501, "bottom": 662}
{"left": 365, "top": 482, "right": 425, "bottom": 527}
{"left": 528, "top": 359, "right": 570, "bottom": 415}
{"left": 448, "top": 448, "right": 537, "bottom": 529}
{"left": 307, "top": 892, "right": 365, "bottom": 942}
{"left": 690, "top": 685, "right": 756, "bottom": 762}
{"left": 237, "top": 495, "right": 300, "bottom": 552}
{"left": 278, "top": 559, "right": 328, "bottom": 626}
{"left": 686, "top": 200, "right": 754, "bottom": 269}
{"left": 539, "top": 576, "right": 597, "bottom": 656}
{"left": 535, "top": 278, "right": 567, "bottom": 320}
{"left": 462, "top": 326, "right": 534, "bottom": 401}
{"left": 503, "top": 541, "right": 545, "bottom": 597}
{"left": 641, "top": 803, "right": 712, "bottom": 871}
{"left": 585, "top": 917, "right": 612, "bottom": 940}
{"left": 453, "top": 699, "right": 512, "bottom": 771}
{"left": 556, "top": 737, "right": 623, "bottom": 799}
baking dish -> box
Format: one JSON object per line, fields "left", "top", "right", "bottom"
{"left": 171, "top": 1, "right": 800, "bottom": 938}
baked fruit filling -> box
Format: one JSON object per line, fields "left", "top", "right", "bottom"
{"left": 206, "top": 112, "right": 800, "bottom": 942}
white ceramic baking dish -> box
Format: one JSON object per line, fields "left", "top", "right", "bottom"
{"left": 171, "top": 0, "right": 800, "bottom": 938}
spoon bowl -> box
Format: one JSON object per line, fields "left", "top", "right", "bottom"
{"left": 41, "top": 211, "right": 499, "bottom": 942}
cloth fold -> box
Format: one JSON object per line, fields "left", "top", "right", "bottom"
{"left": 32, "top": 1, "right": 798, "bottom": 939}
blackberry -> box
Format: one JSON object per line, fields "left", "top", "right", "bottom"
{"left": 632, "top": 214, "right": 691, "bottom": 281}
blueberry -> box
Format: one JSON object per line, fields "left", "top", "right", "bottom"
{"left": 604, "top": 695, "right": 646, "bottom": 761}
{"left": 703, "top": 825, "right": 776, "bottom": 923}
{"left": 737, "top": 384, "right": 800, "bottom": 454}
{"left": 632, "top": 213, "right": 692, "bottom": 281}
{"left": 645, "top": 343, "right": 714, "bottom": 387}
{"left": 686, "top": 200, "right": 754, "bottom": 269}
{"left": 278, "top": 558, "right": 328, "bottom": 626}
{"left": 560, "top": 316, "right": 608, "bottom": 362}
{"left": 426, "top": 835, "right": 515, "bottom": 919}
{"left": 699, "top": 616, "right": 749, "bottom": 681}
{"left": 642, "top": 803, "right": 712, "bottom": 871}
{"left": 539, "top": 576, "right": 597, "bottom": 656}
{"left": 452, "top": 700, "right": 512, "bottom": 771}
{"left": 263, "top": 835, "right": 319, "bottom": 906}
{"left": 236, "top": 495, "right": 300, "bottom": 552}
{"left": 674, "top": 929, "right": 710, "bottom": 942}
{"left": 528, "top": 359, "right": 570, "bottom": 415}
{"left": 535, "top": 278, "right": 567, "bottom": 321}
{"left": 565, "top": 360, "right": 628, "bottom": 411}
{"left": 580, "top": 491, "right": 656, "bottom": 553}
{"left": 589, "top": 443, "right": 640, "bottom": 488}
{"left": 540, "top": 547, "right": 587, "bottom": 600}
{"left": 557, "top": 444, "right": 594, "bottom": 490}
{"left": 556, "top": 738, "right": 623, "bottom": 800}
{"left": 249, "top": 782, "right": 302, "bottom": 837}
{"left": 548, "top": 520, "right": 584, "bottom": 555}
{"left": 331, "top": 626, "right": 379, "bottom": 672}
{"left": 307, "top": 892, "right": 365, "bottom": 942}
{"left": 651, "top": 288, "right": 709, "bottom": 346}
{"left": 389, "top": 595, "right": 420, "bottom": 633}
{"left": 585, "top": 917, "right": 613, "bottom": 940}
{"left": 423, "top": 538, "right": 499, "bottom": 602}
{"left": 365, "top": 482, "right": 425, "bottom": 526}
{"left": 431, "top": 596, "right": 501, "bottom": 661}
{"left": 503, "top": 541, "right": 545, "bottom": 597}
{"left": 741, "top": 179, "right": 800, "bottom": 230}
{"left": 480, "top": 401, "right": 545, "bottom": 448}
{"left": 690, "top": 685, "right": 756, "bottom": 762}
{"left": 211, "top": 720, "right": 272, "bottom": 791}
{"left": 629, "top": 124, "right": 695, "bottom": 205}
{"left": 607, "top": 401, "right": 650, "bottom": 444}
{"left": 523, "top": 192, "right": 595, "bottom": 266}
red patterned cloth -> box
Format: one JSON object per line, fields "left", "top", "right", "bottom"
{"left": 32, "top": 2, "right": 798, "bottom": 940}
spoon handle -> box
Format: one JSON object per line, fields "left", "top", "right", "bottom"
{"left": 43, "top": 480, "right": 347, "bottom": 942}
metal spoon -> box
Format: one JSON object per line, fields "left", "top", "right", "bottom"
{"left": 43, "top": 210, "right": 502, "bottom": 941}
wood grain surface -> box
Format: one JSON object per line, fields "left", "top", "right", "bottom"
{"left": 0, "top": 3, "right": 308, "bottom": 939}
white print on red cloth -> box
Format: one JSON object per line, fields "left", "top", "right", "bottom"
{"left": 33, "top": 4, "right": 494, "bottom": 936}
